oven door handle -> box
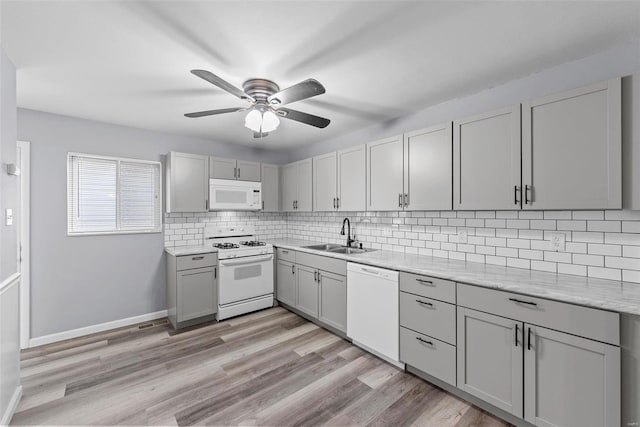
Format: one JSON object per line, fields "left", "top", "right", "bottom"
{"left": 219, "top": 254, "right": 273, "bottom": 267}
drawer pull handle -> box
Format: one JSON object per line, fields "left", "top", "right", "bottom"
{"left": 192, "top": 256, "right": 205, "bottom": 260}
{"left": 416, "top": 337, "right": 433, "bottom": 346}
{"left": 416, "top": 299, "right": 433, "bottom": 307}
{"left": 508, "top": 297, "right": 537, "bottom": 306}
{"left": 415, "top": 278, "right": 434, "bottom": 286}
{"left": 281, "top": 250, "right": 289, "bottom": 254}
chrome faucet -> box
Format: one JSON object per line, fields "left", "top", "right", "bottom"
{"left": 340, "top": 217, "right": 355, "bottom": 247}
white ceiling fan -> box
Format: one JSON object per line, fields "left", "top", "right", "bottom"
{"left": 184, "top": 70, "right": 331, "bottom": 138}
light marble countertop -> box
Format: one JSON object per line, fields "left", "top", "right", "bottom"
{"left": 268, "top": 238, "right": 640, "bottom": 316}
{"left": 164, "top": 246, "right": 218, "bottom": 257}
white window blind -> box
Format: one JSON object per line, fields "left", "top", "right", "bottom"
{"left": 68, "top": 153, "right": 161, "bottom": 235}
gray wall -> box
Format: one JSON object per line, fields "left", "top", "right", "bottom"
{"left": 17, "top": 109, "right": 288, "bottom": 338}
{"left": 288, "top": 38, "right": 640, "bottom": 162}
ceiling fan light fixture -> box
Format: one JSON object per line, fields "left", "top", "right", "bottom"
{"left": 244, "top": 109, "right": 263, "bottom": 132}
{"left": 261, "top": 110, "right": 280, "bottom": 133}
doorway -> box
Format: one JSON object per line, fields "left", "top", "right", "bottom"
{"left": 17, "top": 140, "right": 30, "bottom": 349}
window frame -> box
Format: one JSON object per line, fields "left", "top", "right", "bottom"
{"left": 67, "top": 152, "right": 163, "bottom": 236}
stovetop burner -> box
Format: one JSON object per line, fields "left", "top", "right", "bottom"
{"left": 213, "top": 243, "right": 240, "bottom": 250}
{"left": 240, "top": 241, "right": 266, "bottom": 247}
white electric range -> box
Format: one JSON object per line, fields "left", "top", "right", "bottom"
{"left": 204, "top": 225, "right": 274, "bottom": 320}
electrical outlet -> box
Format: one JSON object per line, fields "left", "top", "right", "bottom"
{"left": 457, "top": 229, "right": 468, "bottom": 244}
{"left": 5, "top": 208, "right": 12, "bottom": 226}
{"left": 549, "top": 233, "right": 565, "bottom": 252}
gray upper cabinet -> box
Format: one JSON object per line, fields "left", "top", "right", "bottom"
{"left": 210, "top": 157, "right": 261, "bottom": 181}
{"left": 404, "top": 123, "right": 453, "bottom": 211}
{"left": 261, "top": 163, "right": 280, "bottom": 211}
{"left": 524, "top": 325, "right": 620, "bottom": 427}
{"left": 318, "top": 270, "right": 346, "bottom": 332}
{"left": 337, "top": 144, "right": 366, "bottom": 211}
{"left": 296, "top": 264, "right": 318, "bottom": 318}
{"left": 367, "top": 135, "right": 404, "bottom": 211}
{"left": 522, "top": 78, "right": 622, "bottom": 209}
{"left": 282, "top": 159, "right": 313, "bottom": 212}
{"left": 453, "top": 106, "right": 521, "bottom": 211}
{"left": 313, "top": 152, "right": 337, "bottom": 211}
{"left": 209, "top": 156, "right": 237, "bottom": 180}
{"left": 166, "top": 152, "right": 209, "bottom": 213}
{"left": 457, "top": 307, "right": 524, "bottom": 417}
{"left": 237, "top": 160, "right": 261, "bottom": 182}
{"left": 623, "top": 74, "right": 640, "bottom": 210}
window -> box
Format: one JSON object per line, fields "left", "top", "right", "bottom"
{"left": 67, "top": 153, "right": 162, "bottom": 235}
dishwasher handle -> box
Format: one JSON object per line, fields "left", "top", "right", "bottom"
{"left": 348, "top": 264, "right": 397, "bottom": 281}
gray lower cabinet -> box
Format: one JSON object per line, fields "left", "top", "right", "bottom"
{"left": 167, "top": 252, "right": 218, "bottom": 329}
{"left": 524, "top": 325, "right": 620, "bottom": 427}
{"left": 318, "top": 271, "right": 347, "bottom": 332}
{"left": 400, "top": 327, "right": 456, "bottom": 387}
{"left": 457, "top": 307, "right": 524, "bottom": 417}
{"left": 276, "top": 259, "right": 296, "bottom": 307}
{"left": 295, "top": 264, "right": 318, "bottom": 318}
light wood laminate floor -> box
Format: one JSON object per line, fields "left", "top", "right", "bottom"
{"left": 12, "top": 307, "right": 510, "bottom": 426}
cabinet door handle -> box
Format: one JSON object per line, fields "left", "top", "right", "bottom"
{"left": 234, "top": 167, "right": 237, "bottom": 178}
{"left": 292, "top": 264, "right": 295, "bottom": 274}
{"left": 509, "top": 297, "right": 538, "bottom": 307}
{"left": 514, "top": 185, "right": 520, "bottom": 205}
{"left": 525, "top": 184, "right": 531, "bottom": 205}
{"left": 514, "top": 324, "right": 518, "bottom": 347}
{"left": 314, "top": 271, "right": 318, "bottom": 282}
{"left": 416, "top": 278, "right": 434, "bottom": 286}
{"left": 237, "top": 168, "right": 240, "bottom": 178}
{"left": 416, "top": 299, "right": 433, "bottom": 307}
{"left": 333, "top": 198, "right": 336, "bottom": 209}
{"left": 416, "top": 337, "right": 433, "bottom": 346}
{"left": 192, "top": 256, "right": 204, "bottom": 260}
{"left": 404, "top": 193, "right": 409, "bottom": 207}
{"left": 398, "top": 193, "right": 402, "bottom": 207}
{"left": 262, "top": 200, "right": 264, "bottom": 210}
{"left": 528, "top": 327, "right": 532, "bottom": 350}
{"left": 214, "top": 267, "right": 217, "bottom": 279}
{"left": 336, "top": 197, "right": 340, "bottom": 209}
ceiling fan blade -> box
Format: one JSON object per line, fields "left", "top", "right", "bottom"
{"left": 268, "top": 79, "right": 325, "bottom": 106}
{"left": 253, "top": 132, "right": 269, "bottom": 138}
{"left": 191, "top": 69, "right": 255, "bottom": 102}
{"left": 184, "top": 107, "right": 245, "bottom": 118}
{"left": 276, "top": 107, "right": 330, "bottom": 128}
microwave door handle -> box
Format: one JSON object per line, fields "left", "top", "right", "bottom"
{"left": 219, "top": 254, "right": 273, "bottom": 266}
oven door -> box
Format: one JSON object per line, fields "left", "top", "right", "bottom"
{"left": 218, "top": 254, "right": 274, "bottom": 305}
{"left": 209, "top": 179, "right": 262, "bottom": 211}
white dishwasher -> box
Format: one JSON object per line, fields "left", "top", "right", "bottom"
{"left": 347, "top": 263, "right": 404, "bottom": 368}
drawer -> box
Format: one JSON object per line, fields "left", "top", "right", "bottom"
{"left": 400, "top": 272, "right": 456, "bottom": 304}
{"left": 400, "top": 326, "right": 456, "bottom": 386}
{"left": 457, "top": 283, "right": 620, "bottom": 345}
{"left": 176, "top": 253, "right": 217, "bottom": 271}
{"left": 400, "top": 292, "right": 456, "bottom": 345}
{"left": 296, "top": 251, "right": 347, "bottom": 276}
{"left": 277, "top": 247, "right": 296, "bottom": 263}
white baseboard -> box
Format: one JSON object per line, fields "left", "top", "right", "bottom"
{"left": 29, "top": 310, "right": 168, "bottom": 348}
{"left": 1, "top": 385, "right": 22, "bottom": 426}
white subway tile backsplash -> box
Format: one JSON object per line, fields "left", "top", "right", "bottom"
{"left": 164, "top": 209, "right": 640, "bottom": 285}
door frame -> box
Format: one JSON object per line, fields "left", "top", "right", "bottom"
{"left": 17, "top": 140, "right": 31, "bottom": 349}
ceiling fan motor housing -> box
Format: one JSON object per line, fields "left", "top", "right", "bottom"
{"left": 242, "top": 79, "right": 280, "bottom": 104}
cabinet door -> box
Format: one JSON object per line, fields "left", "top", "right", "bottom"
{"left": 209, "top": 156, "right": 237, "bottom": 180}
{"left": 261, "top": 164, "right": 280, "bottom": 211}
{"left": 337, "top": 144, "right": 366, "bottom": 211}
{"left": 177, "top": 267, "right": 217, "bottom": 322}
{"left": 524, "top": 325, "right": 620, "bottom": 427}
{"left": 237, "top": 160, "right": 261, "bottom": 182}
{"left": 276, "top": 260, "right": 296, "bottom": 306}
{"left": 168, "top": 152, "right": 209, "bottom": 213}
{"left": 453, "top": 106, "right": 521, "bottom": 210}
{"left": 404, "top": 123, "right": 453, "bottom": 210}
{"left": 296, "top": 265, "right": 318, "bottom": 318}
{"left": 522, "top": 79, "right": 621, "bottom": 209}
{"left": 457, "top": 307, "right": 523, "bottom": 417}
{"left": 281, "top": 163, "right": 298, "bottom": 212}
{"left": 367, "top": 135, "right": 404, "bottom": 211}
{"left": 313, "top": 152, "right": 337, "bottom": 211}
{"left": 318, "top": 271, "right": 346, "bottom": 332}
{"left": 296, "top": 159, "right": 313, "bottom": 212}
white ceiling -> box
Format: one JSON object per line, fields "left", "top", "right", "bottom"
{"left": 3, "top": 1, "right": 639, "bottom": 149}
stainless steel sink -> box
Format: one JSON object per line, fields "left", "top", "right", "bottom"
{"left": 303, "top": 243, "right": 344, "bottom": 251}
{"left": 328, "top": 247, "right": 374, "bottom": 254}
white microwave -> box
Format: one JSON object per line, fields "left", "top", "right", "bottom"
{"left": 209, "top": 179, "right": 262, "bottom": 211}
